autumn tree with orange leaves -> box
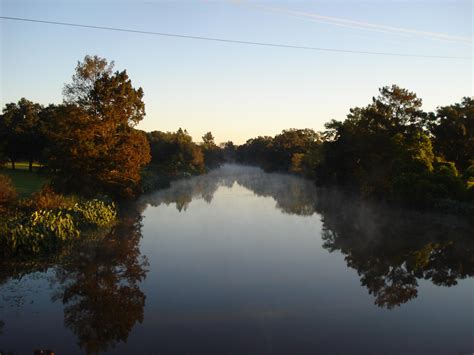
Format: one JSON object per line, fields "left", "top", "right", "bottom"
{"left": 44, "top": 55, "right": 150, "bottom": 198}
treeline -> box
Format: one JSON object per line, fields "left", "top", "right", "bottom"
{"left": 140, "top": 129, "right": 230, "bottom": 191}
{"left": 237, "top": 86, "right": 473, "bottom": 208}
{"left": 0, "top": 56, "right": 227, "bottom": 200}
{"left": 1, "top": 55, "right": 472, "bottom": 211}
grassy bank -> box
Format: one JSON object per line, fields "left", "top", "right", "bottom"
{"left": 0, "top": 164, "right": 48, "bottom": 198}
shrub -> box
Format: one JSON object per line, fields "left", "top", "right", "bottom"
{"left": 0, "top": 174, "right": 17, "bottom": 212}
{"left": 72, "top": 199, "right": 117, "bottom": 227}
{"left": 4, "top": 210, "right": 79, "bottom": 254}
{"left": 0, "top": 198, "right": 117, "bottom": 257}
{"left": 24, "top": 186, "right": 77, "bottom": 210}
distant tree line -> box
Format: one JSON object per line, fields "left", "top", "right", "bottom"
{"left": 237, "top": 86, "right": 474, "bottom": 208}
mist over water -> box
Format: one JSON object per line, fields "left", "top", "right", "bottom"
{"left": 1, "top": 165, "right": 473, "bottom": 354}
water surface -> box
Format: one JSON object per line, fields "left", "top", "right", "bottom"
{"left": 1, "top": 165, "right": 473, "bottom": 354}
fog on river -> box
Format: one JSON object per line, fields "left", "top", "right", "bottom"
{"left": 1, "top": 165, "right": 473, "bottom": 354}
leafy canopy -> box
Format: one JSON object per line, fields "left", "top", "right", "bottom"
{"left": 46, "top": 55, "right": 150, "bottom": 198}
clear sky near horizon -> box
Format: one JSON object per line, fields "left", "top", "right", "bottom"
{"left": 1, "top": 0, "right": 472, "bottom": 144}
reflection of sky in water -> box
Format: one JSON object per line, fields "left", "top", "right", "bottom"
{"left": 1, "top": 165, "right": 473, "bottom": 354}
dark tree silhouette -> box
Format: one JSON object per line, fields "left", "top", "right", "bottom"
{"left": 0, "top": 98, "right": 44, "bottom": 170}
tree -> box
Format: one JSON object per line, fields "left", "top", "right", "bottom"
{"left": 0, "top": 98, "right": 44, "bottom": 170}
{"left": 146, "top": 129, "right": 205, "bottom": 176}
{"left": 271, "top": 129, "right": 323, "bottom": 173}
{"left": 236, "top": 136, "right": 274, "bottom": 169}
{"left": 318, "top": 85, "right": 435, "bottom": 202}
{"left": 221, "top": 141, "right": 237, "bottom": 162}
{"left": 201, "top": 131, "right": 215, "bottom": 147}
{"left": 45, "top": 56, "right": 151, "bottom": 198}
{"left": 429, "top": 97, "right": 474, "bottom": 171}
{"left": 201, "top": 131, "right": 223, "bottom": 168}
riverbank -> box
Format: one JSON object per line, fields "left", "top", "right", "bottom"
{"left": 0, "top": 198, "right": 117, "bottom": 258}
{"left": 0, "top": 172, "right": 117, "bottom": 258}
{"left": 0, "top": 160, "right": 211, "bottom": 259}
{"left": 0, "top": 166, "right": 48, "bottom": 198}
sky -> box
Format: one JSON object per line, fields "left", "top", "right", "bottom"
{"left": 1, "top": 0, "right": 472, "bottom": 144}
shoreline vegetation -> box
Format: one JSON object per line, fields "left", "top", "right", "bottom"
{"left": 0, "top": 54, "right": 473, "bottom": 257}
{"left": 0, "top": 178, "right": 117, "bottom": 258}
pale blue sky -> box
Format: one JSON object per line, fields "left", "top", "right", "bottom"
{"left": 1, "top": 0, "right": 472, "bottom": 143}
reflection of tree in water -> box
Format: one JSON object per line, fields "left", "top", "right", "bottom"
{"left": 315, "top": 189, "right": 474, "bottom": 308}
{"left": 233, "top": 172, "right": 318, "bottom": 215}
{"left": 142, "top": 164, "right": 318, "bottom": 215}
{"left": 0, "top": 204, "right": 149, "bottom": 354}
{"left": 52, "top": 206, "right": 149, "bottom": 354}
{"left": 143, "top": 164, "right": 474, "bottom": 309}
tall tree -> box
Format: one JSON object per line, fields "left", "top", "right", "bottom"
{"left": 201, "top": 132, "right": 215, "bottom": 148}
{"left": 45, "top": 55, "right": 150, "bottom": 197}
{"left": 201, "top": 131, "right": 223, "bottom": 168}
{"left": 0, "top": 98, "right": 44, "bottom": 170}
{"left": 318, "top": 85, "right": 435, "bottom": 201}
{"left": 429, "top": 97, "right": 474, "bottom": 171}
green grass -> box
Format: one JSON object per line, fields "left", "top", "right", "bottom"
{"left": 0, "top": 168, "right": 48, "bottom": 198}
{"left": 2, "top": 162, "right": 42, "bottom": 171}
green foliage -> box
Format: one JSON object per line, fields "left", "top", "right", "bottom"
{"left": 236, "top": 135, "right": 274, "bottom": 169}
{"left": 146, "top": 129, "right": 205, "bottom": 176}
{"left": 237, "top": 129, "right": 322, "bottom": 176}
{"left": 313, "top": 85, "right": 474, "bottom": 208}
{"left": 429, "top": 97, "right": 473, "bottom": 171}
{"left": 0, "top": 198, "right": 117, "bottom": 257}
{"left": 318, "top": 86, "right": 433, "bottom": 196}
{"left": 73, "top": 199, "right": 117, "bottom": 227}
{"left": 4, "top": 210, "right": 80, "bottom": 254}
{"left": 236, "top": 85, "right": 473, "bottom": 211}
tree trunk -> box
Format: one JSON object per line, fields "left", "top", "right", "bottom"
{"left": 11, "top": 161, "right": 15, "bottom": 170}
{"left": 29, "top": 159, "right": 33, "bottom": 172}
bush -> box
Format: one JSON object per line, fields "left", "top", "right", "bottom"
{"left": 3, "top": 210, "right": 79, "bottom": 254}
{"left": 0, "top": 174, "right": 17, "bottom": 212}
{"left": 0, "top": 198, "right": 117, "bottom": 257}
{"left": 24, "top": 185, "right": 77, "bottom": 210}
{"left": 72, "top": 199, "right": 117, "bottom": 227}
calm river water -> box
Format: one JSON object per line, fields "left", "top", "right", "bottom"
{"left": 1, "top": 165, "right": 473, "bottom": 354}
